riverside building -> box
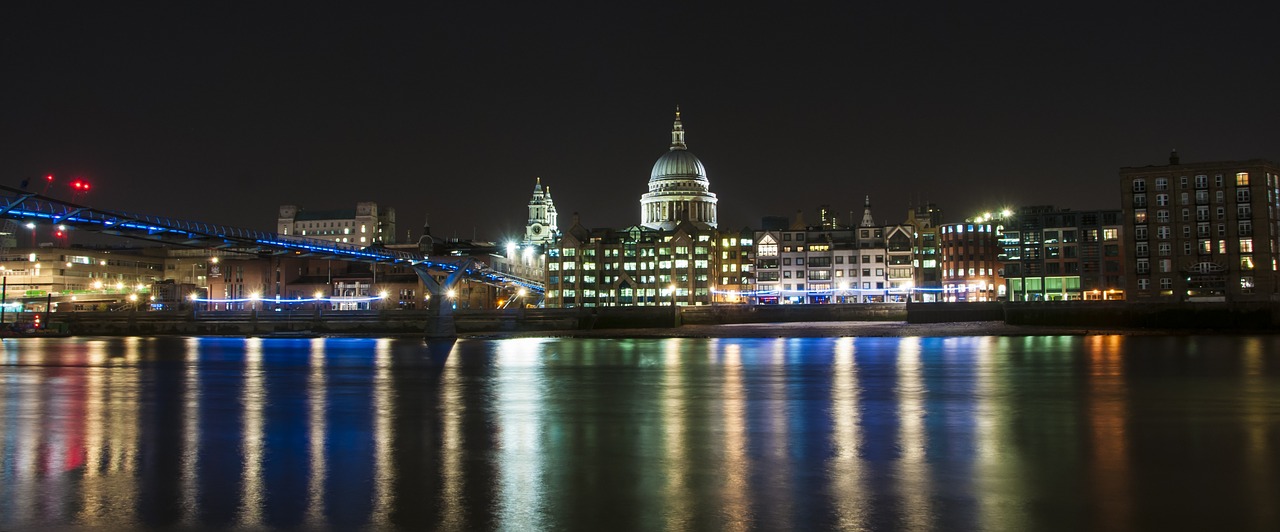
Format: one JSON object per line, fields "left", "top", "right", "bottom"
{"left": 1121, "top": 152, "right": 1280, "bottom": 301}
{"left": 753, "top": 199, "right": 912, "bottom": 304}
{"left": 277, "top": 202, "right": 396, "bottom": 245}
{"left": 999, "top": 207, "right": 1125, "bottom": 301}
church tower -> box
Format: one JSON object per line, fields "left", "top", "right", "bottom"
{"left": 524, "top": 177, "right": 559, "bottom": 246}
{"left": 640, "top": 106, "right": 719, "bottom": 230}
{"left": 860, "top": 195, "right": 876, "bottom": 227}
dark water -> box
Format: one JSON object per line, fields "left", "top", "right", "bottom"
{"left": 2, "top": 335, "right": 1280, "bottom": 531}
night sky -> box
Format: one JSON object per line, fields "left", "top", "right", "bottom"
{"left": 3, "top": 3, "right": 1277, "bottom": 244}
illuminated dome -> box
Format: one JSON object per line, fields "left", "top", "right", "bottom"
{"left": 649, "top": 149, "right": 708, "bottom": 185}
{"left": 640, "top": 106, "right": 718, "bottom": 230}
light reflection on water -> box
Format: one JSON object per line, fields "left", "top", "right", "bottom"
{"left": 2, "top": 335, "right": 1280, "bottom": 530}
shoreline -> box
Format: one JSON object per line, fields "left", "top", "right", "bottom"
{"left": 460, "top": 320, "right": 1268, "bottom": 339}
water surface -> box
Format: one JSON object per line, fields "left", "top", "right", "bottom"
{"left": 2, "top": 335, "right": 1279, "bottom": 530}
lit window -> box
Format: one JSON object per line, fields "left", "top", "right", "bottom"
{"left": 1240, "top": 238, "right": 1254, "bottom": 253}
{"left": 1237, "top": 172, "right": 1250, "bottom": 186}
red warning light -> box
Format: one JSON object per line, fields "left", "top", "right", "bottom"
{"left": 45, "top": 174, "right": 54, "bottom": 182}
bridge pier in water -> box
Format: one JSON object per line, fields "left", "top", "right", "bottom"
{"left": 414, "top": 262, "right": 474, "bottom": 339}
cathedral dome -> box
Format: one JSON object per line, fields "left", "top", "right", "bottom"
{"left": 649, "top": 149, "right": 708, "bottom": 184}
{"left": 640, "top": 106, "right": 719, "bottom": 231}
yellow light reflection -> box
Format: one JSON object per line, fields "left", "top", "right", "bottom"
{"left": 238, "top": 338, "right": 265, "bottom": 527}
{"left": 829, "top": 337, "right": 865, "bottom": 529}
{"left": 974, "top": 336, "right": 1027, "bottom": 530}
{"left": 1085, "top": 334, "right": 1131, "bottom": 530}
{"left": 306, "top": 338, "right": 328, "bottom": 527}
{"left": 181, "top": 337, "right": 201, "bottom": 525}
{"left": 370, "top": 338, "right": 395, "bottom": 528}
{"left": 896, "top": 337, "right": 932, "bottom": 531}
{"left": 721, "top": 342, "right": 750, "bottom": 531}
{"left": 79, "top": 338, "right": 141, "bottom": 526}
{"left": 662, "top": 338, "right": 692, "bottom": 530}
{"left": 1240, "top": 337, "right": 1275, "bottom": 527}
{"left": 495, "top": 338, "right": 549, "bottom": 531}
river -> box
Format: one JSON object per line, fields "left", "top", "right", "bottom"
{"left": 2, "top": 335, "right": 1279, "bottom": 530}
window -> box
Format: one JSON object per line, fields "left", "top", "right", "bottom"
{"left": 1132, "top": 179, "right": 1147, "bottom": 192}
{"left": 1160, "top": 278, "right": 1172, "bottom": 290}
{"left": 1133, "top": 194, "right": 1147, "bottom": 207}
{"left": 1241, "top": 255, "right": 1255, "bottom": 270}
{"left": 1159, "top": 259, "right": 1171, "bottom": 273}
{"left": 1135, "top": 242, "right": 1149, "bottom": 257}
{"left": 1240, "top": 220, "right": 1253, "bottom": 236}
{"left": 1158, "top": 242, "right": 1171, "bottom": 256}
{"left": 1180, "top": 176, "right": 1189, "bottom": 188}
{"left": 1156, "top": 194, "right": 1169, "bottom": 206}
{"left": 1155, "top": 177, "right": 1168, "bottom": 191}
{"left": 1195, "top": 175, "right": 1208, "bottom": 189}
{"left": 1240, "top": 238, "right": 1254, "bottom": 253}
{"left": 1216, "top": 190, "right": 1225, "bottom": 204}
{"left": 1103, "top": 228, "right": 1118, "bottom": 240}
{"left": 1238, "top": 204, "right": 1253, "bottom": 218}
{"left": 1157, "top": 226, "right": 1170, "bottom": 239}
{"left": 1134, "top": 226, "right": 1147, "bottom": 240}
{"left": 1138, "top": 278, "right": 1150, "bottom": 290}
{"left": 1134, "top": 209, "right": 1147, "bottom": 223}
{"left": 1156, "top": 210, "right": 1170, "bottom": 223}
{"left": 1237, "top": 189, "right": 1251, "bottom": 203}
{"left": 1237, "top": 172, "right": 1250, "bottom": 186}
{"left": 1136, "top": 259, "right": 1150, "bottom": 274}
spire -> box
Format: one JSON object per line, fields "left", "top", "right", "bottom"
{"left": 860, "top": 195, "right": 876, "bottom": 227}
{"left": 669, "top": 105, "right": 687, "bottom": 150}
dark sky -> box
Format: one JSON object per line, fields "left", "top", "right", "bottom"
{"left": 3, "top": 3, "right": 1277, "bottom": 244}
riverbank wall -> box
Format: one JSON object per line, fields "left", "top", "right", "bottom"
{"left": 32, "top": 301, "right": 1280, "bottom": 336}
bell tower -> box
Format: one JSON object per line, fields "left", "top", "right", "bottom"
{"left": 524, "top": 177, "right": 559, "bottom": 246}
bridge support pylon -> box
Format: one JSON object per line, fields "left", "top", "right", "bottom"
{"left": 413, "top": 261, "right": 476, "bottom": 339}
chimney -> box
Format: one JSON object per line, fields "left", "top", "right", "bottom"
{"left": 1169, "top": 149, "right": 1180, "bottom": 165}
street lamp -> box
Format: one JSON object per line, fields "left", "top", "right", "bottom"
{"left": 669, "top": 284, "right": 677, "bottom": 307}
{"left": 24, "top": 222, "right": 35, "bottom": 247}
